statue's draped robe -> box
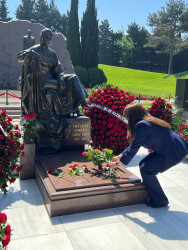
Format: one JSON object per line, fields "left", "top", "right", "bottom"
{"left": 17, "top": 45, "right": 88, "bottom": 154}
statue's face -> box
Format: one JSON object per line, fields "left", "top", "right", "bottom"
{"left": 40, "top": 32, "right": 52, "bottom": 46}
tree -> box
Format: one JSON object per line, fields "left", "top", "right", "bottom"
{"left": 0, "top": 0, "right": 11, "bottom": 21}
{"left": 147, "top": 0, "right": 188, "bottom": 75}
{"left": 66, "top": 0, "right": 81, "bottom": 66}
{"left": 15, "top": 0, "right": 35, "bottom": 22}
{"left": 115, "top": 35, "right": 135, "bottom": 67}
{"left": 81, "top": 0, "right": 99, "bottom": 68}
{"left": 99, "top": 19, "right": 113, "bottom": 64}
{"left": 33, "top": 0, "right": 49, "bottom": 27}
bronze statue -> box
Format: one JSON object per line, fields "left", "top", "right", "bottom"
{"left": 17, "top": 28, "right": 89, "bottom": 154}
{"left": 23, "top": 29, "right": 35, "bottom": 49}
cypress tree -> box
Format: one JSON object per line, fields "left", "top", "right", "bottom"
{"left": 81, "top": 0, "right": 99, "bottom": 68}
{"left": 66, "top": 0, "right": 81, "bottom": 66}
{"left": 0, "top": 0, "right": 11, "bottom": 21}
{"left": 33, "top": 0, "right": 50, "bottom": 27}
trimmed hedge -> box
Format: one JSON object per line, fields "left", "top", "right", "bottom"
{"left": 87, "top": 67, "right": 107, "bottom": 88}
{"left": 74, "top": 66, "right": 88, "bottom": 87}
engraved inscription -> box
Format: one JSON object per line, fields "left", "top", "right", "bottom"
{"left": 72, "top": 124, "right": 90, "bottom": 142}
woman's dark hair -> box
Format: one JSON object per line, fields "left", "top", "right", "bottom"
{"left": 123, "top": 102, "right": 171, "bottom": 143}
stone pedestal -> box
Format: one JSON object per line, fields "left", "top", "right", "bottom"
{"left": 175, "top": 79, "right": 188, "bottom": 110}
{"left": 19, "top": 142, "right": 36, "bottom": 180}
{"left": 63, "top": 116, "right": 91, "bottom": 149}
{"left": 35, "top": 150, "right": 148, "bottom": 217}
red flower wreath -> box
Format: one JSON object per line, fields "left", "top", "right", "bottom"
{"left": 149, "top": 97, "right": 172, "bottom": 124}
{"left": 84, "top": 87, "right": 134, "bottom": 154}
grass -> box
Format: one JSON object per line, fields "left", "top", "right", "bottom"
{"left": 99, "top": 64, "right": 188, "bottom": 98}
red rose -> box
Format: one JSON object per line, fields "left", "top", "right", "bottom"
{"left": 33, "top": 113, "right": 37, "bottom": 118}
{"left": 82, "top": 152, "right": 87, "bottom": 156}
{"left": 1, "top": 109, "right": 7, "bottom": 117}
{"left": 20, "top": 144, "right": 24, "bottom": 150}
{"left": 10, "top": 177, "right": 16, "bottom": 183}
{"left": 0, "top": 166, "right": 5, "bottom": 174}
{"left": 2, "top": 235, "right": 10, "bottom": 247}
{"left": 0, "top": 212, "right": 7, "bottom": 223}
{"left": 48, "top": 168, "right": 54, "bottom": 173}
{"left": 15, "top": 124, "right": 19, "bottom": 130}
{"left": 16, "top": 166, "right": 22, "bottom": 172}
{"left": 0, "top": 135, "right": 4, "bottom": 140}
{"left": 3, "top": 173, "right": 8, "bottom": 178}
{"left": 23, "top": 114, "right": 28, "bottom": 119}
{"left": 21, "top": 152, "right": 25, "bottom": 157}
{"left": 11, "top": 165, "right": 16, "bottom": 171}
{"left": 4, "top": 224, "right": 11, "bottom": 235}
{"left": 1, "top": 158, "right": 6, "bottom": 163}
{"left": 2, "top": 183, "right": 8, "bottom": 189}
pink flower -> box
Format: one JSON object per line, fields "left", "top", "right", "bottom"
{"left": 82, "top": 152, "right": 87, "bottom": 156}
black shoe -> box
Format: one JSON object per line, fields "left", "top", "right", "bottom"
{"left": 146, "top": 200, "right": 169, "bottom": 208}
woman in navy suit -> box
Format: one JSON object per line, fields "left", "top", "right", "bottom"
{"left": 110, "top": 103, "right": 188, "bottom": 208}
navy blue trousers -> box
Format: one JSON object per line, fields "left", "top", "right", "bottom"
{"left": 139, "top": 152, "right": 169, "bottom": 205}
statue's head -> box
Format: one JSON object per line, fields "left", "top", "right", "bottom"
{"left": 40, "top": 28, "right": 53, "bottom": 47}
{"left": 27, "top": 29, "right": 32, "bottom": 36}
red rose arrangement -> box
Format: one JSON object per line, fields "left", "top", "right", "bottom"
{"left": 84, "top": 87, "right": 134, "bottom": 154}
{"left": 149, "top": 97, "right": 172, "bottom": 124}
{"left": 179, "top": 122, "right": 188, "bottom": 142}
{"left": 0, "top": 109, "right": 23, "bottom": 193}
{"left": 68, "top": 164, "right": 89, "bottom": 176}
{"left": 21, "top": 113, "right": 38, "bottom": 143}
{"left": 0, "top": 211, "right": 12, "bottom": 249}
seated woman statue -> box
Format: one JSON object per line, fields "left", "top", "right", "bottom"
{"left": 17, "top": 28, "right": 89, "bottom": 154}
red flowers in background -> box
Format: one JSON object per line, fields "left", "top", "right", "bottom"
{"left": 0, "top": 109, "right": 23, "bottom": 193}
{"left": 84, "top": 87, "right": 134, "bottom": 154}
{"left": 179, "top": 122, "right": 188, "bottom": 142}
{"left": 0, "top": 211, "right": 12, "bottom": 249}
{"left": 21, "top": 113, "right": 38, "bottom": 143}
{"left": 149, "top": 97, "right": 172, "bottom": 124}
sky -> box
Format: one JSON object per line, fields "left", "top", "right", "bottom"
{"left": 6, "top": 0, "right": 188, "bottom": 33}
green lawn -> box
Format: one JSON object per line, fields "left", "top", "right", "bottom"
{"left": 99, "top": 64, "right": 188, "bottom": 98}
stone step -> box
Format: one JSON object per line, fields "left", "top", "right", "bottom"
{"left": 0, "top": 105, "right": 21, "bottom": 110}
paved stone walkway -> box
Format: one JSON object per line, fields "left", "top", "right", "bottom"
{"left": 1, "top": 147, "right": 188, "bottom": 250}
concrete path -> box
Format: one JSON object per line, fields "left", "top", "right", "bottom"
{"left": 1, "top": 147, "right": 188, "bottom": 250}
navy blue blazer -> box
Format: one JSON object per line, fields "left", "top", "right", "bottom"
{"left": 120, "top": 120, "right": 188, "bottom": 172}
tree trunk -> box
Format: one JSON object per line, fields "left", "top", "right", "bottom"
{"left": 168, "top": 50, "right": 173, "bottom": 75}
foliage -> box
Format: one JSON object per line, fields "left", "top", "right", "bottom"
{"left": 178, "top": 122, "right": 188, "bottom": 142}
{"left": 66, "top": 0, "right": 81, "bottom": 66}
{"left": 84, "top": 87, "right": 134, "bottom": 154}
{"left": 87, "top": 67, "right": 107, "bottom": 88}
{"left": 21, "top": 113, "right": 38, "bottom": 143}
{"left": 99, "top": 64, "right": 188, "bottom": 98}
{"left": 81, "top": 0, "right": 99, "bottom": 68}
{"left": 47, "top": 0, "right": 68, "bottom": 34}
{"left": 82, "top": 148, "right": 124, "bottom": 177}
{"left": 33, "top": 0, "right": 49, "bottom": 27}
{"left": 147, "top": 0, "right": 188, "bottom": 75}
{"left": 0, "top": 0, "right": 11, "bottom": 21}
{"left": 148, "top": 97, "right": 173, "bottom": 124}
{"left": 68, "top": 164, "right": 88, "bottom": 176}
{"left": 0, "top": 211, "right": 12, "bottom": 249}
{"left": 115, "top": 35, "right": 135, "bottom": 67}
{"left": 15, "top": 0, "right": 35, "bottom": 22}
{"left": 0, "top": 109, "right": 23, "bottom": 193}
{"left": 74, "top": 66, "right": 88, "bottom": 87}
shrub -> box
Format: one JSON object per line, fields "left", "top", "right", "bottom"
{"left": 87, "top": 67, "right": 107, "bottom": 88}
{"left": 84, "top": 87, "right": 134, "bottom": 154}
{"left": 0, "top": 211, "right": 12, "bottom": 249}
{"left": 74, "top": 66, "right": 88, "bottom": 87}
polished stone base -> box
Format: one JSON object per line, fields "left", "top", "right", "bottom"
{"left": 35, "top": 150, "right": 147, "bottom": 217}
